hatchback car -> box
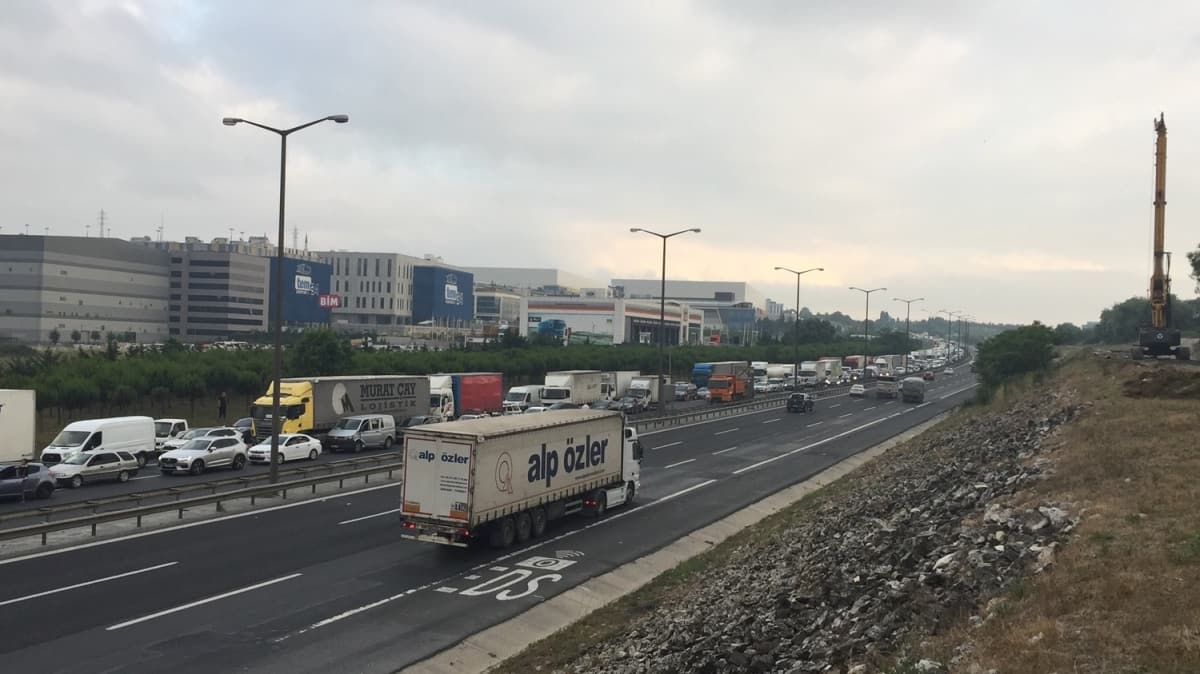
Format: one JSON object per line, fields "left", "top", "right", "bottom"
{"left": 922, "top": 371, "right": 935, "bottom": 381}
{"left": 849, "top": 384, "right": 866, "bottom": 398}
{"left": 943, "top": 367, "right": 955, "bottom": 375}
{"left": 0, "top": 462, "right": 55, "bottom": 500}
{"left": 48, "top": 451, "right": 140, "bottom": 488}
{"left": 248, "top": 434, "right": 322, "bottom": 464}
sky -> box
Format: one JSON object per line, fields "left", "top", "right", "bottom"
{"left": 3, "top": 1, "right": 1200, "bottom": 325}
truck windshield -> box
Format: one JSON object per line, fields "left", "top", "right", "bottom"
{"left": 154, "top": 421, "right": 174, "bottom": 437}
{"left": 541, "top": 388, "right": 569, "bottom": 400}
{"left": 504, "top": 391, "right": 527, "bottom": 402}
{"left": 708, "top": 380, "right": 729, "bottom": 389}
{"left": 50, "top": 431, "right": 90, "bottom": 446}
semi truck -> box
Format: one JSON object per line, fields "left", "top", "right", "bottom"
{"left": 873, "top": 355, "right": 905, "bottom": 374}
{"left": 796, "top": 361, "right": 820, "bottom": 387}
{"left": 600, "top": 371, "right": 640, "bottom": 400}
{"left": 875, "top": 374, "right": 900, "bottom": 399}
{"left": 0, "top": 389, "right": 36, "bottom": 462}
{"left": 541, "top": 370, "right": 603, "bottom": 406}
{"left": 429, "top": 372, "right": 504, "bottom": 418}
{"left": 707, "top": 361, "right": 752, "bottom": 402}
{"left": 814, "top": 359, "right": 843, "bottom": 383}
{"left": 901, "top": 377, "right": 926, "bottom": 403}
{"left": 399, "top": 410, "right": 643, "bottom": 548}
{"left": 251, "top": 375, "right": 429, "bottom": 437}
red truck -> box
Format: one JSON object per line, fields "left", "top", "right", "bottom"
{"left": 707, "top": 361, "right": 752, "bottom": 403}
{"left": 429, "top": 372, "right": 504, "bottom": 418}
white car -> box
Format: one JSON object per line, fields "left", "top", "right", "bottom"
{"left": 523, "top": 406, "right": 549, "bottom": 414}
{"left": 943, "top": 367, "right": 955, "bottom": 375}
{"left": 248, "top": 434, "right": 323, "bottom": 464}
{"left": 159, "top": 436, "right": 248, "bottom": 475}
{"left": 849, "top": 384, "right": 866, "bottom": 398}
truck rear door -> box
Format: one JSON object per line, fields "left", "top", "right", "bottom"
{"left": 402, "top": 435, "right": 473, "bottom": 523}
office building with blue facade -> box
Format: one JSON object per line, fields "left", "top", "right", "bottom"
{"left": 412, "top": 265, "right": 474, "bottom": 327}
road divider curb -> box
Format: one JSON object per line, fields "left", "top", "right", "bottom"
{"left": 404, "top": 410, "right": 954, "bottom": 674}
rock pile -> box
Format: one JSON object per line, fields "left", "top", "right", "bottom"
{"left": 564, "top": 389, "right": 1081, "bottom": 674}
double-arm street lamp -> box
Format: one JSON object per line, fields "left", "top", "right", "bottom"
{"left": 849, "top": 287, "right": 886, "bottom": 373}
{"left": 630, "top": 227, "right": 701, "bottom": 413}
{"left": 223, "top": 114, "right": 349, "bottom": 482}
{"left": 775, "top": 266, "right": 823, "bottom": 388}
{"left": 893, "top": 296, "right": 924, "bottom": 373}
{"left": 938, "top": 309, "right": 961, "bottom": 363}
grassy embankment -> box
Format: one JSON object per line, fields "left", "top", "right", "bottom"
{"left": 493, "top": 355, "right": 1200, "bottom": 674}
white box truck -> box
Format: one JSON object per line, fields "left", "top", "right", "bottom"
{"left": 600, "top": 371, "right": 640, "bottom": 400}
{"left": 503, "top": 385, "right": 542, "bottom": 414}
{"left": 0, "top": 389, "right": 36, "bottom": 462}
{"left": 541, "top": 370, "right": 603, "bottom": 406}
{"left": 400, "top": 410, "right": 643, "bottom": 548}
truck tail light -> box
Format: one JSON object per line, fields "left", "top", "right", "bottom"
{"left": 401, "top": 520, "right": 416, "bottom": 529}
{"left": 583, "top": 498, "right": 597, "bottom": 507}
{"left": 456, "top": 528, "right": 471, "bottom": 537}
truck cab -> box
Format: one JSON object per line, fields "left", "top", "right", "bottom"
{"left": 250, "top": 381, "right": 312, "bottom": 436}
{"left": 503, "top": 385, "right": 542, "bottom": 412}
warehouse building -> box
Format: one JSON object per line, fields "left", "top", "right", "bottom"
{"left": 610, "top": 279, "right": 767, "bottom": 342}
{"left": 0, "top": 235, "right": 170, "bottom": 344}
{"left": 518, "top": 296, "right": 703, "bottom": 346}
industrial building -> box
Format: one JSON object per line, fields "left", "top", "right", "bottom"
{"left": 519, "top": 296, "right": 703, "bottom": 346}
{"left": 462, "top": 266, "right": 606, "bottom": 296}
{"left": 412, "top": 264, "right": 474, "bottom": 327}
{"left": 474, "top": 285, "right": 522, "bottom": 329}
{"left": 610, "top": 279, "right": 767, "bottom": 342}
{"left": 0, "top": 235, "right": 170, "bottom": 344}
{"left": 317, "top": 250, "right": 425, "bottom": 328}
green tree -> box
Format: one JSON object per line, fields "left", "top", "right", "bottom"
{"left": 974, "top": 323, "right": 1055, "bottom": 394}
{"left": 48, "top": 328, "right": 60, "bottom": 346}
{"left": 1052, "top": 322, "right": 1084, "bottom": 345}
{"left": 70, "top": 330, "right": 81, "bottom": 345}
{"left": 288, "top": 328, "right": 352, "bottom": 376}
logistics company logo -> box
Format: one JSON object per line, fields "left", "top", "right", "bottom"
{"left": 495, "top": 451, "right": 513, "bottom": 494}
{"left": 444, "top": 273, "right": 464, "bottom": 306}
{"left": 527, "top": 435, "right": 609, "bottom": 487}
{"left": 296, "top": 263, "right": 312, "bottom": 276}
{"left": 331, "top": 383, "right": 354, "bottom": 416}
{"left": 416, "top": 449, "right": 469, "bottom": 464}
{"left": 294, "top": 274, "right": 317, "bottom": 296}
{"left": 318, "top": 294, "right": 341, "bottom": 309}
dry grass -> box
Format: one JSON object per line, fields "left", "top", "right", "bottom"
{"left": 916, "top": 356, "right": 1200, "bottom": 674}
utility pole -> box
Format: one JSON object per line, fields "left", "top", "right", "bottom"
{"left": 894, "top": 297, "right": 924, "bottom": 373}
{"left": 850, "top": 287, "right": 887, "bottom": 374}
{"left": 939, "top": 309, "right": 961, "bottom": 363}
{"left": 776, "top": 266, "right": 823, "bottom": 389}
{"left": 98, "top": 209, "right": 106, "bottom": 238}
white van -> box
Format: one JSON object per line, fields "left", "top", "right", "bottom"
{"left": 40, "top": 416, "right": 156, "bottom": 467}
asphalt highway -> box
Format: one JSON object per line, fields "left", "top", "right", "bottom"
{"left": 0, "top": 370, "right": 978, "bottom": 674}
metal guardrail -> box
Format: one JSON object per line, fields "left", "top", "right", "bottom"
{"left": 0, "top": 460, "right": 405, "bottom": 546}
{"left": 0, "top": 452, "right": 403, "bottom": 527}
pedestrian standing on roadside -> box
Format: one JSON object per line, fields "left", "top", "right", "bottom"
{"left": 218, "top": 391, "right": 228, "bottom": 421}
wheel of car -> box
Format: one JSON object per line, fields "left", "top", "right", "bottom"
{"left": 189, "top": 460, "right": 205, "bottom": 476}
{"left": 134, "top": 453, "right": 147, "bottom": 468}
{"left": 232, "top": 455, "right": 246, "bottom": 470}
{"left": 308, "top": 448, "right": 318, "bottom": 461}
{"left": 70, "top": 475, "right": 83, "bottom": 489}
{"left": 515, "top": 511, "right": 532, "bottom": 543}
{"left": 118, "top": 470, "right": 130, "bottom": 483}
{"left": 382, "top": 435, "right": 394, "bottom": 449}
{"left": 530, "top": 507, "right": 547, "bottom": 537}
{"left": 275, "top": 453, "right": 285, "bottom": 465}
{"left": 35, "top": 482, "right": 54, "bottom": 499}
{"left": 354, "top": 440, "right": 364, "bottom": 453}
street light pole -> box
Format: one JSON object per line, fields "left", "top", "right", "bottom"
{"left": 223, "top": 114, "right": 349, "bottom": 483}
{"left": 849, "top": 287, "right": 886, "bottom": 374}
{"left": 893, "top": 297, "right": 924, "bottom": 373}
{"left": 775, "top": 266, "right": 823, "bottom": 389}
{"left": 631, "top": 227, "right": 701, "bottom": 415}
{"left": 939, "top": 309, "right": 961, "bottom": 365}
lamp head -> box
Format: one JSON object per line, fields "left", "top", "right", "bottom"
{"left": 222, "top": 117, "right": 241, "bottom": 126}
{"left": 328, "top": 115, "right": 350, "bottom": 124}
{"left": 690, "top": 228, "right": 701, "bottom": 233}
{"left": 630, "top": 227, "right": 642, "bottom": 233}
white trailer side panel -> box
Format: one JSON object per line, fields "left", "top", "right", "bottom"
{"left": 0, "top": 389, "right": 35, "bottom": 462}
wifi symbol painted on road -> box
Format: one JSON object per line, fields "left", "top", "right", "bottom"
{"left": 555, "top": 550, "right": 584, "bottom": 559}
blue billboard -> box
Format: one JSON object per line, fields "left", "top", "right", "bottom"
{"left": 413, "top": 266, "right": 474, "bottom": 323}
{"left": 269, "top": 258, "right": 332, "bottom": 326}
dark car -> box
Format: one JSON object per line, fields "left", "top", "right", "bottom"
{"left": 786, "top": 392, "right": 814, "bottom": 413}
{"left": 590, "top": 399, "right": 617, "bottom": 411}
{"left": 547, "top": 401, "right": 580, "bottom": 410}
{"left": 232, "top": 417, "right": 256, "bottom": 443}
{"left": 0, "top": 462, "right": 55, "bottom": 500}
{"left": 922, "top": 371, "right": 935, "bottom": 381}
{"left": 399, "top": 415, "right": 445, "bottom": 435}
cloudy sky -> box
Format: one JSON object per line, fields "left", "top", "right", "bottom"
{"left": 4, "top": 1, "right": 1200, "bottom": 325}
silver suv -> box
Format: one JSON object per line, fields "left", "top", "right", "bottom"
{"left": 159, "top": 436, "right": 248, "bottom": 475}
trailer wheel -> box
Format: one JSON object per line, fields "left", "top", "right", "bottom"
{"left": 530, "top": 507, "right": 547, "bottom": 538}
{"left": 489, "top": 517, "right": 516, "bottom": 548}
{"left": 515, "top": 511, "right": 532, "bottom": 543}
{"left": 625, "top": 484, "right": 636, "bottom": 506}
{"left": 595, "top": 491, "right": 608, "bottom": 517}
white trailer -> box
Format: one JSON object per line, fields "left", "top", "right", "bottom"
{"left": 600, "top": 371, "right": 640, "bottom": 400}
{"left": 0, "top": 389, "right": 36, "bottom": 462}
{"left": 400, "top": 410, "right": 643, "bottom": 548}
{"left": 541, "top": 370, "right": 603, "bottom": 406}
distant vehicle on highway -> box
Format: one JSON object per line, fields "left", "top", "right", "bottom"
{"left": 154, "top": 418, "right": 189, "bottom": 453}
{"left": 943, "top": 367, "right": 955, "bottom": 375}
{"left": 325, "top": 414, "right": 395, "bottom": 453}
{"left": 922, "top": 371, "right": 935, "bottom": 381}
{"left": 159, "top": 436, "right": 248, "bottom": 475}
{"left": 40, "top": 416, "right": 155, "bottom": 468}
{"left": 248, "top": 434, "right": 322, "bottom": 464}
{"left": 162, "top": 427, "right": 241, "bottom": 454}
{"left": 673, "top": 382, "right": 698, "bottom": 400}
{"left": 696, "top": 387, "right": 710, "bottom": 401}
{"left": 0, "top": 462, "right": 54, "bottom": 500}
{"left": 49, "top": 450, "right": 140, "bottom": 489}
{"left": 523, "top": 406, "right": 549, "bottom": 414}
{"left": 546, "top": 401, "right": 580, "bottom": 411}
{"left": 232, "top": 417, "right": 256, "bottom": 444}
{"left": 786, "top": 392, "right": 814, "bottom": 413}
{"left": 849, "top": 384, "right": 866, "bottom": 398}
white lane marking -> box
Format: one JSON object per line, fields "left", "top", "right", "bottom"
{"left": 107, "top": 573, "right": 302, "bottom": 631}
{"left": 463, "top": 574, "right": 480, "bottom": 580}
{"left": 278, "top": 478, "right": 722, "bottom": 640}
{"left": 917, "top": 402, "right": 931, "bottom": 408}
{"left": 0, "top": 482, "right": 401, "bottom": 567}
{"left": 711, "top": 446, "right": 739, "bottom": 455}
{"left": 805, "top": 421, "right": 823, "bottom": 428}
{"left": 714, "top": 427, "right": 739, "bottom": 436}
{"left": 888, "top": 412, "right": 901, "bottom": 419}
{"left": 655, "top": 479, "right": 719, "bottom": 503}
{"left": 732, "top": 416, "right": 890, "bottom": 475}
{"left": 884, "top": 401, "right": 896, "bottom": 405}
{"left": 338, "top": 507, "right": 403, "bottom": 526}
{"left": 130, "top": 475, "right": 161, "bottom": 481}
{"left": 761, "top": 418, "right": 781, "bottom": 425}
{"left": 864, "top": 406, "right": 876, "bottom": 411}
{"left": 0, "top": 562, "right": 178, "bottom": 608}
{"left": 838, "top": 413, "right": 853, "bottom": 418}
{"left": 830, "top": 404, "right": 841, "bottom": 409}
{"left": 651, "top": 441, "right": 682, "bottom": 450}
{"left": 939, "top": 383, "right": 979, "bottom": 399}
{"left": 664, "top": 458, "right": 696, "bottom": 469}
{"left": 434, "top": 587, "right": 458, "bottom": 593}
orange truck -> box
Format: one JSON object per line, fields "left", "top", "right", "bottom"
{"left": 706, "top": 361, "right": 752, "bottom": 403}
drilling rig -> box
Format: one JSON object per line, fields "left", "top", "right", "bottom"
{"left": 1133, "top": 114, "right": 1190, "bottom": 360}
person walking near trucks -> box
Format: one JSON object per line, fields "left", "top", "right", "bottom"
{"left": 218, "top": 392, "right": 228, "bottom": 421}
